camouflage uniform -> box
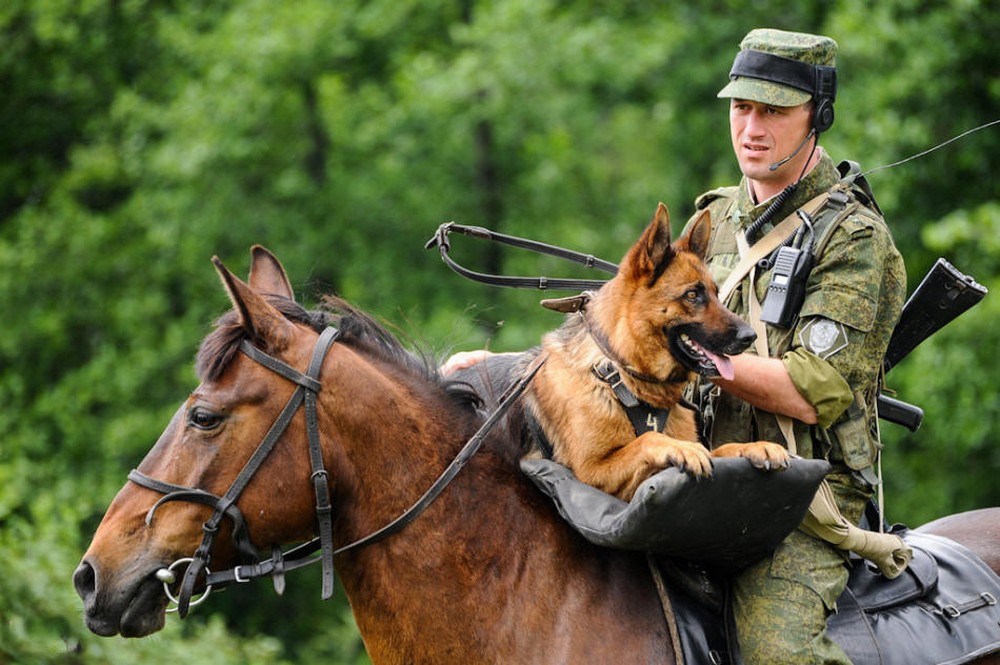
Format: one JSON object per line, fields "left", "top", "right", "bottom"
{"left": 685, "top": 29, "right": 906, "bottom": 664}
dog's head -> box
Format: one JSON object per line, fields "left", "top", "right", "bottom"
{"left": 594, "top": 203, "right": 755, "bottom": 381}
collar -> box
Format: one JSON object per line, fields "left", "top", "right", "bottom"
{"left": 735, "top": 150, "right": 840, "bottom": 228}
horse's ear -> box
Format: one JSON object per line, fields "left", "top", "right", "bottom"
{"left": 623, "top": 202, "right": 674, "bottom": 283}
{"left": 213, "top": 255, "right": 296, "bottom": 348}
{"left": 248, "top": 245, "right": 295, "bottom": 300}
{"left": 676, "top": 209, "right": 712, "bottom": 260}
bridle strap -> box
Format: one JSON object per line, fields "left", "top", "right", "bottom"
{"left": 132, "top": 325, "right": 543, "bottom": 610}
{"left": 128, "top": 471, "right": 262, "bottom": 564}
{"left": 302, "top": 326, "right": 340, "bottom": 598}
{"left": 130, "top": 326, "right": 340, "bottom": 617}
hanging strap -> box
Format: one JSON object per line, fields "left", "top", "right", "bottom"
{"left": 424, "top": 222, "right": 616, "bottom": 291}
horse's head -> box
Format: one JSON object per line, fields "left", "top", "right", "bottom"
{"left": 74, "top": 246, "right": 336, "bottom": 637}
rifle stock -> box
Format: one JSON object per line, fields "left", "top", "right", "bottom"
{"left": 878, "top": 258, "right": 987, "bottom": 430}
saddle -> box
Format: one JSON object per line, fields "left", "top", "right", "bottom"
{"left": 522, "top": 460, "right": 1000, "bottom": 665}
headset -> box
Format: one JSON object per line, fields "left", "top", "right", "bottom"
{"left": 729, "top": 49, "right": 838, "bottom": 134}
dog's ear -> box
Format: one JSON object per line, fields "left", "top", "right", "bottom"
{"left": 676, "top": 209, "right": 712, "bottom": 260}
{"left": 624, "top": 202, "right": 675, "bottom": 283}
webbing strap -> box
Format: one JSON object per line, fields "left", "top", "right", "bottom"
{"left": 718, "top": 192, "right": 830, "bottom": 304}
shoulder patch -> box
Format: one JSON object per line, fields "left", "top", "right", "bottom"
{"left": 695, "top": 186, "right": 739, "bottom": 210}
{"left": 798, "top": 317, "right": 849, "bottom": 360}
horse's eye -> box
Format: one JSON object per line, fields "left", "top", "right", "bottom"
{"left": 188, "top": 407, "right": 224, "bottom": 431}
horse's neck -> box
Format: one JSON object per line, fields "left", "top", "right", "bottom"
{"left": 322, "top": 357, "right": 672, "bottom": 663}
{"left": 335, "top": 459, "right": 671, "bottom": 663}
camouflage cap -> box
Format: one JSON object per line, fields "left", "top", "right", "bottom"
{"left": 718, "top": 29, "right": 838, "bottom": 106}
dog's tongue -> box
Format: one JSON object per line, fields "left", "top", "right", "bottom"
{"left": 702, "top": 347, "right": 735, "bottom": 381}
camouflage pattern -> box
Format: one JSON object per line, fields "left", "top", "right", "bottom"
{"left": 683, "top": 152, "right": 906, "bottom": 663}
{"left": 717, "top": 28, "right": 838, "bottom": 106}
{"left": 689, "top": 151, "right": 906, "bottom": 462}
{"left": 732, "top": 472, "right": 871, "bottom": 664}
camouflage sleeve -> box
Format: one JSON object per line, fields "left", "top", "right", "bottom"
{"left": 786, "top": 209, "right": 906, "bottom": 399}
{"left": 782, "top": 347, "right": 852, "bottom": 428}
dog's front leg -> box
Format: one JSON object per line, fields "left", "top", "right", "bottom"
{"left": 585, "top": 432, "right": 714, "bottom": 500}
{"left": 711, "top": 441, "right": 791, "bottom": 471}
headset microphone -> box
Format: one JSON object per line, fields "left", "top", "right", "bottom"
{"left": 768, "top": 127, "right": 817, "bottom": 172}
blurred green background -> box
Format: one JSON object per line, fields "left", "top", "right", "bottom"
{"left": 2, "top": 1, "right": 998, "bottom": 662}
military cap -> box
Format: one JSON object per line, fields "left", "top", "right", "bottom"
{"left": 718, "top": 29, "right": 838, "bottom": 106}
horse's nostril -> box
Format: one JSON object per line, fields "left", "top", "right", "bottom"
{"left": 73, "top": 561, "right": 96, "bottom": 601}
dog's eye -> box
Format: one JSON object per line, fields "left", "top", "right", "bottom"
{"left": 683, "top": 288, "right": 701, "bottom": 303}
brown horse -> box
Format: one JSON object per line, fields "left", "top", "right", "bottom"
{"left": 74, "top": 246, "right": 1000, "bottom": 664}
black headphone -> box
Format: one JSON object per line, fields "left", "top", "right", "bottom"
{"left": 729, "top": 50, "right": 838, "bottom": 134}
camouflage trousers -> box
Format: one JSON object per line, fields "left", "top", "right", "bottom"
{"left": 732, "top": 472, "right": 872, "bottom": 665}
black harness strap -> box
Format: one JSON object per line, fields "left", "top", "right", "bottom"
{"left": 591, "top": 360, "right": 672, "bottom": 436}
{"left": 425, "top": 222, "right": 616, "bottom": 291}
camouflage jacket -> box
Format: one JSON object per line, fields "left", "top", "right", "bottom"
{"left": 684, "top": 152, "right": 906, "bottom": 475}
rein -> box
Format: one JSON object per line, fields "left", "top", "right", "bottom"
{"left": 425, "top": 221, "right": 617, "bottom": 291}
{"left": 129, "top": 326, "right": 545, "bottom": 616}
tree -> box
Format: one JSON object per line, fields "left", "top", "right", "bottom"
{"left": 1, "top": 1, "right": 997, "bottom": 661}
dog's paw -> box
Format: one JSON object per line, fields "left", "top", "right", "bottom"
{"left": 649, "top": 439, "right": 714, "bottom": 478}
{"left": 712, "top": 441, "right": 790, "bottom": 471}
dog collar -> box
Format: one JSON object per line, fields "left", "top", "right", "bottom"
{"left": 582, "top": 313, "right": 687, "bottom": 386}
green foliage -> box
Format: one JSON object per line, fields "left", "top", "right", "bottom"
{"left": 1, "top": 0, "right": 997, "bottom": 662}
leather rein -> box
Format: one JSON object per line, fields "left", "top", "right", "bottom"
{"left": 128, "top": 325, "right": 544, "bottom": 617}
{"left": 425, "top": 221, "right": 617, "bottom": 291}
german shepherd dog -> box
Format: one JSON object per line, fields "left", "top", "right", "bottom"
{"left": 508, "top": 203, "right": 790, "bottom": 500}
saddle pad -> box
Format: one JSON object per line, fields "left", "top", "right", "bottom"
{"left": 520, "top": 456, "right": 830, "bottom": 572}
{"left": 829, "top": 530, "right": 1000, "bottom": 665}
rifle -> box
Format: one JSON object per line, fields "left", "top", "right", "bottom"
{"left": 877, "top": 258, "right": 987, "bottom": 430}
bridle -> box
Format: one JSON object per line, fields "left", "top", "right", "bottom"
{"left": 128, "top": 325, "right": 544, "bottom": 618}
{"left": 129, "top": 326, "right": 341, "bottom": 617}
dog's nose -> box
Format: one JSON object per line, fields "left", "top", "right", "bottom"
{"left": 734, "top": 324, "right": 757, "bottom": 350}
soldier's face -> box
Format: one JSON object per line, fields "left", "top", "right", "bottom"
{"left": 729, "top": 99, "right": 814, "bottom": 198}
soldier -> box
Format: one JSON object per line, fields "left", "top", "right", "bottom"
{"left": 685, "top": 28, "right": 906, "bottom": 663}
{"left": 441, "top": 27, "right": 906, "bottom": 664}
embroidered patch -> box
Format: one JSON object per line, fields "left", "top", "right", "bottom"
{"left": 799, "top": 317, "right": 849, "bottom": 360}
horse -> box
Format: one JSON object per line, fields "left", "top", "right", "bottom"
{"left": 74, "top": 246, "right": 1000, "bottom": 664}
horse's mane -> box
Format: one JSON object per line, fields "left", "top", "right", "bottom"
{"left": 195, "top": 294, "right": 481, "bottom": 412}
